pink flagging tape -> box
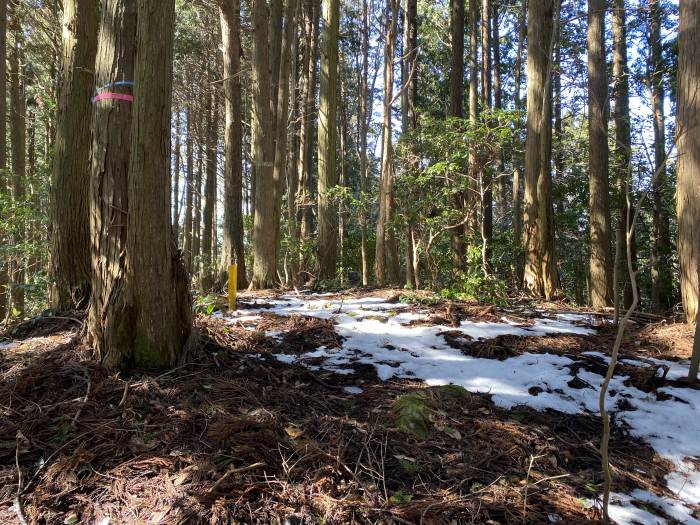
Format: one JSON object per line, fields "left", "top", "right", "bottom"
{"left": 92, "top": 92, "right": 134, "bottom": 103}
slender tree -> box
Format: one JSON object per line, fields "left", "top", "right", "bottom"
{"left": 317, "top": 0, "right": 340, "bottom": 280}
{"left": 612, "top": 0, "right": 634, "bottom": 309}
{"left": 449, "top": 0, "right": 466, "bottom": 269}
{"left": 588, "top": 0, "right": 613, "bottom": 308}
{"left": 250, "top": 0, "right": 277, "bottom": 288}
{"left": 9, "top": 21, "right": 26, "bottom": 315}
{"left": 649, "top": 0, "right": 672, "bottom": 311}
{"left": 49, "top": 0, "right": 98, "bottom": 310}
{"left": 375, "top": 0, "right": 401, "bottom": 286}
{"left": 201, "top": 89, "right": 218, "bottom": 292}
{"left": 0, "top": 0, "right": 8, "bottom": 319}
{"left": 358, "top": 0, "right": 371, "bottom": 286}
{"left": 677, "top": 0, "right": 700, "bottom": 326}
{"left": 183, "top": 107, "right": 194, "bottom": 272}
{"left": 219, "top": 0, "right": 247, "bottom": 288}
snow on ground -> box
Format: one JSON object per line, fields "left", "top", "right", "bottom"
{"left": 222, "top": 294, "right": 700, "bottom": 524}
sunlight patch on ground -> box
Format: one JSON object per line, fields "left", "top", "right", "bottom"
{"left": 223, "top": 294, "right": 700, "bottom": 525}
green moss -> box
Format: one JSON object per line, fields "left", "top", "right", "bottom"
{"left": 393, "top": 393, "right": 432, "bottom": 438}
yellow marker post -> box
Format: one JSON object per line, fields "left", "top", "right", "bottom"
{"left": 228, "top": 264, "right": 237, "bottom": 311}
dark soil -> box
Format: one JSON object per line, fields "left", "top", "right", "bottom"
{"left": 0, "top": 295, "right": 694, "bottom": 524}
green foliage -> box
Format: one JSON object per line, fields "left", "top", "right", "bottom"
{"left": 193, "top": 294, "right": 224, "bottom": 315}
{"left": 440, "top": 246, "right": 510, "bottom": 305}
{"left": 389, "top": 489, "right": 414, "bottom": 505}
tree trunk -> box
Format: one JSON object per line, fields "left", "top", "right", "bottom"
{"left": 358, "top": 0, "right": 370, "bottom": 286}
{"left": 375, "top": 0, "right": 401, "bottom": 286}
{"left": 201, "top": 89, "right": 217, "bottom": 293}
{"left": 467, "top": 0, "right": 479, "bottom": 239}
{"left": 123, "top": 0, "right": 192, "bottom": 366}
{"left": 650, "top": 0, "right": 672, "bottom": 312}
{"left": 403, "top": 0, "right": 418, "bottom": 289}
{"left": 481, "top": 0, "right": 492, "bottom": 271}
{"left": 9, "top": 23, "right": 26, "bottom": 316}
{"left": 273, "top": 0, "right": 298, "bottom": 270}
{"left": 0, "top": 0, "right": 8, "bottom": 320}
{"left": 677, "top": 0, "right": 700, "bottom": 325}
{"left": 523, "top": 0, "right": 560, "bottom": 299}
{"left": 250, "top": 0, "right": 277, "bottom": 288}
{"left": 588, "top": 0, "right": 613, "bottom": 308}
{"left": 512, "top": 0, "right": 526, "bottom": 284}
{"left": 173, "top": 105, "right": 180, "bottom": 237}
{"left": 193, "top": 130, "right": 203, "bottom": 279}
{"left": 299, "top": 0, "right": 319, "bottom": 249}
{"left": 219, "top": 0, "right": 248, "bottom": 288}
{"left": 183, "top": 107, "right": 194, "bottom": 272}
{"left": 450, "top": 0, "right": 465, "bottom": 270}
{"left": 88, "top": 0, "right": 137, "bottom": 365}
{"left": 317, "top": 0, "right": 340, "bottom": 281}
{"left": 612, "top": 0, "right": 634, "bottom": 309}
{"left": 49, "top": 0, "right": 98, "bottom": 311}
{"left": 492, "top": 0, "right": 506, "bottom": 222}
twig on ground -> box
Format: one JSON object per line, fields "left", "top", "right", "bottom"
{"left": 14, "top": 431, "right": 29, "bottom": 525}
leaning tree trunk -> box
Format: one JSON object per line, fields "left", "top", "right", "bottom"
{"left": 316, "top": 0, "right": 340, "bottom": 281}
{"left": 250, "top": 0, "right": 277, "bottom": 288}
{"left": 677, "top": 0, "right": 700, "bottom": 326}
{"left": 588, "top": 0, "right": 613, "bottom": 309}
{"left": 50, "top": 0, "right": 98, "bottom": 311}
{"left": 218, "top": 0, "right": 247, "bottom": 288}
{"left": 523, "top": 0, "right": 560, "bottom": 299}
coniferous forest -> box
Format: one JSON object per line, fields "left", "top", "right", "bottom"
{"left": 1, "top": 0, "right": 700, "bottom": 523}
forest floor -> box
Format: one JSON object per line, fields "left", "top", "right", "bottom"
{"left": 0, "top": 289, "right": 698, "bottom": 525}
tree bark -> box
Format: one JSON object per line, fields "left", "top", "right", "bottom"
{"left": 588, "top": 0, "right": 613, "bottom": 308}
{"left": 250, "top": 0, "right": 277, "bottom": 288}
{"left": 467, "top": 0, "right": 479, "bottom": 240}
{"left": 480, "top": 0, "right": 492, "bottom": 271}
{"left": 450, "top": 0, "right": 466, "bottom": 270}
{"left": 88, "top": 0, "right": 137, "bottom": 366}
{"left": 273, "top": 0, "right": 298, "bottom": 271}
{"left": 512, "top": 0, "right": 526, "bottom": 284}
{"left": 219, "top": 0, "right": 247, "bottom": 288}
{"left": 403, "top": 0, "right": 418, "bottom": 289}
{"left": 201, "top": 89, "right": 218, "bottom": 293}
{"left": 123, "top": 0, "right": 192, "bottom": 366}
{"left": 358, "top": 0, "right": 371, "bottom": 286}
{"left": 9, "top": 22, "right": 26, "bottom": 316}
{"left": 523, "top": 0, "right": 560, "bottom": 299}
{"left": 0, "top": 0, "right": 8, "bottom": 319}
{"left": 650, "top": 0, "right": 672, "bottom": 312}
{"left": 492, "top": 0, "right": 506, "bottom": 222}
{"left": 317, "top": 0, "right": 340, "bottom": 281}
{"left": 183, "top": 107, "right": 194, "bottom": 272}
{"left": 173, "top": 106, "right": 181, "bottom": 237}
{"left": 49, "top": 0, "right": 98, "bottom": 311}
{"left": 677, "top": 0, "right": 700, "bottom": 325}
{"left": 612, "top": 0, "right": 634, "bottom": 309}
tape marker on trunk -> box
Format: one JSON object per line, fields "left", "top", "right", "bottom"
{"left": 92, "top": 92, "right": 134, "bottom": 103}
